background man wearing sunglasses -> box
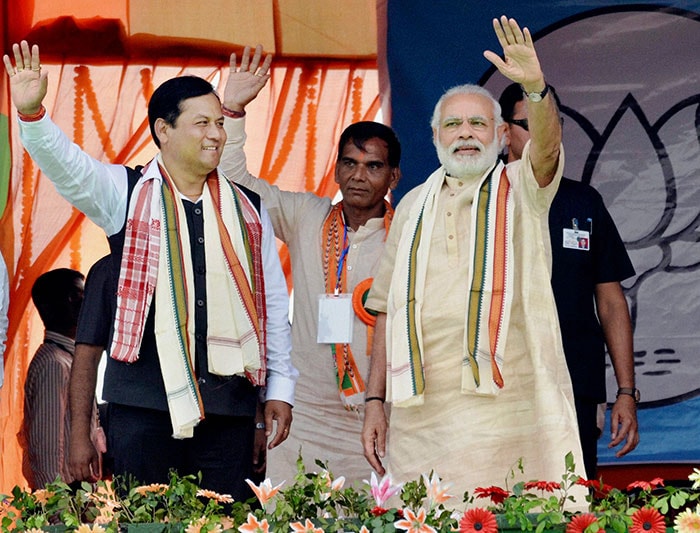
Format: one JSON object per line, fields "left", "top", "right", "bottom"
{"left": 499, "top": 82, "right": 639, "bottom": 480}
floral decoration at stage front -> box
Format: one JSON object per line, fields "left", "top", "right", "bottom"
{"left": 1, "top": 455, "right": 699, "bottom": 533}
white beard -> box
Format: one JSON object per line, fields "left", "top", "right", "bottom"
{"left": 436, "top": 134, "right": 500, "bottom": 179}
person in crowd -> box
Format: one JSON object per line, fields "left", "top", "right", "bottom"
{"left": 4, "top": 41, "right": 297, "bottom": 500}
{"left": 361, "top": 16, "right": 587, "bottom": 500}
{"left": 499, "top": 82, "right": 639, "bottom": 480}
{"left": 218, "top": 45, "right": 400, "bottom": 485}
{"left": 22, "top": 268, "right": 96, "bottom": 489}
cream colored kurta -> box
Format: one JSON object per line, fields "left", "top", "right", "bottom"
{"left": 367, "top": 148, "right": 587, "bottom": 504}
{"left": 221, "top": 118, "right": 389, "bottom": 487}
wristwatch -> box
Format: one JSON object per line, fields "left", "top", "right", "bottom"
{"left": 616, "top": 387, "right": 641, "bottom": 404}
{"left": 522, "top": 84, "right": 549, "bottom": 103}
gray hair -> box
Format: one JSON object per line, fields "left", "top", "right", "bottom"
{"left": 430, "top": 84, "right": 505, "bottom": 130}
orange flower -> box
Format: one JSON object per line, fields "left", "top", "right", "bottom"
{"left": 458, "top": 508, "right": 498, "bottom": 533}
{"left": 186, "top": 516, "right": 223, "bottom": 533}
{"left": 134, "top": 483, "right": 168, "bottom": 496}
{"left": 196, "top": 489, "right": 234, "bottom": 503}
{"left": 394, "top": 507, "right": 437, "bottom": 533}
{"left": 237, "top": 513, "right": 270, "bottom": 533}
{"left": 627, "top": 478, "right": 664, "bottom": 492}
{"left": 473, "top": 486, "right": 510, "bottom": 505}
{"left": 289, "top": 518, "right": 325, "bottom": 532}
{"left": 566, "top": 513, "right": 603, "bottom": 533}
{"left": 245, "top": 478, "right": 284, "bottom": 509}
{"left": 422, "top": 472, "right": 453, "bottom": 508}
{"left": 630, "top": 507, "right": 665, "bottom": 533}
{"left": 32, "top": 489, "right": 52, "bottom": 505}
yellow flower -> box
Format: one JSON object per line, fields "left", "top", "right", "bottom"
{"left": 32, "top": 489, "right": 52, "bottom": 505}
{"left": 196, "top": 489, "right": 234, "bottom": 503}
{"left": 674, "top": 505, "right": 700, "bottom": 533}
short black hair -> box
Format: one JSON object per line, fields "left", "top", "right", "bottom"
{"left": 31, "top": 268, "right": 84, "bottom": 331}
{"left": 337, "top": 121, "right": 401, "bottom": 168}
{"left": 498, "top": 82, "right": 562, "bottom": 122}
{"left": 148, "top": 75, "right": 219, "bottom": 148}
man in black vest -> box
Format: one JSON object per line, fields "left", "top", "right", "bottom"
{"left": 4, "top": 41, "right": 297, "bottom": 500}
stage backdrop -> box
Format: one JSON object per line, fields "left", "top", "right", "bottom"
{"left": 385, "top": 0, "right": 700, "bottom": 465}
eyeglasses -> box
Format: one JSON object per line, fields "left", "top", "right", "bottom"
{"left": 508, "top": 118, "right": 529, "bottom": 131}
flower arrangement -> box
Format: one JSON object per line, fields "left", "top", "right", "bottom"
{"left": 1, "top": 455, "right": 698, "bottom": 533}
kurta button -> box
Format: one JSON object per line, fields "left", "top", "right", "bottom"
{"left": 447, "top": 211, "right": 452, "bottom": 216}
{"left": 198, "top": 377, "right": 206, "bottom": 384}
{"left": 448, "top": 235, "right": 454, "bottom": 240}
{"left": 194, "top": 207, "right": 202, "bottom": 215}
{"left": 197, "top": 236, "right": 204, "bottom": 244}
{"left": 196, "top": 334, "right": 204, "bottom": 341}
{"left": 197, "top": 299, "right": 204, "bottom": 307}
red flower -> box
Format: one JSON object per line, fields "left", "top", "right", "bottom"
{"left": 473, "top": 486, "right": 510, "bottom": 505}
{"left": 523, "top": 480, "right": 561, "bottom": 492}
{"left": 627, "top": 478, "right": 665, "bottom": 492}
{"left": 630, "top": 507, "right": 666, "bottom": 533}
{"left": 575, "top": 478, "right": 614, "bottom": 498}
{"left": 459, "top": 508, "right": 498, "bottom": 533}
{"left": 371, "top": 506, "right": 389, "bottom": 516}
{"left": 566, "top": 513, "right": 603, "bottom": 533}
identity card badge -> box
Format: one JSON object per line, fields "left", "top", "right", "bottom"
{"left": 317, "top": 293, "right": 354, "bottom": 343}
{"left": 563, "top": 228, "right": 590, "bottom": 251}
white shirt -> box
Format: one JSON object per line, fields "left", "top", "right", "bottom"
{"left": 18, "top": 114, "right": 297, "bottom": 404}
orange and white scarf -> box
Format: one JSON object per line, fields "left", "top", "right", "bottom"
{"left": 385, "top": 162, "right": 513, "bottom": 407}
{"left": 111, "top": 155, "right": 266, "bottom": 437}
{"left": 321, "top": 201, "right": 393, "bottom": 408}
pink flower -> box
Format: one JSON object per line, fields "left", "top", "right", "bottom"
{"left": 366, "top": 471, "right": 403, "bottom": 507}
{"left": 238, "top": 513, "right": 270, "bottom": 533}
{"left": 566, "top": 513, "right": 603, "bottom": 533}
{"left": 473, "top": 486, "right": 510, "bottom": 505}
{"left": 630, "top": 507, "right": 666, "bottom": 533}
{"left": 394, "top": 507, "right": 436, "bottom": 533}
{"left": 245, "top": 478, "right": 284, "bottom": 510}
{"left": 458, "top": 508, "right": 498, "bottom": 533}
{"left": 422, "top": 472, "right": 453, "bottom": 508}
{"left": 289, "top": 518, "right": 325, "bottom": 532}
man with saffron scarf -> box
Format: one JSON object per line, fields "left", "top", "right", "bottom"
{"left": 218, "top": 46, "right": 400, "bottom": 485}
{"left": 3, "top": 43, "right": 297, "bottom": 500}
{"left": 361, "top": 16, "right": 587, "bottom": 502}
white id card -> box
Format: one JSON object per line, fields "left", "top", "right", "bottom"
{"left": 317, "top": 293, "right": 354, "bottom": 344}
{"left": 563, "top": 228, "right": 590, "bottom": 251}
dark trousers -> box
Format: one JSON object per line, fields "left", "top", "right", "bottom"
{"left": 574, "top": 399, "right": 600, "bottom": 481}
{"left": 107, "top": 403, "right": 255, "bottom": 502}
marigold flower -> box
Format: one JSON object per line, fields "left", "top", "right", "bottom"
{"left": 523, "top": 480, "right": 561, "bottom": 492}
{"left": 289, "top": 518, "right": 325, "bottom": 532}
{"left": 630, "top": 507, "right": 665, "bottom": 533}
{"left": 473, "top": 486, "right": 510, "bottom": 505}
{"left": 196, "top": 489, "right": 234, "bottom": 503}
{"left": 394, "top": 507, "right": 436, "bottom": 533}
{"left": 238, "top": 513, "right": 270, "bottom": 533}
{"left": 674, "top": 505, "right": 700, "bottom": 533}
{"left": 566, "top": 513, "right": 603, "bottom": 533}
{"left": 458, "top": 507, "right": 498, "bottom": 533}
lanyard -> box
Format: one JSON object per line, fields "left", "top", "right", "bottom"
{"left": 334, "top": 224, "right": 349, "bottom": 295}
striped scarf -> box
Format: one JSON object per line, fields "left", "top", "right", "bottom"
{"left": 386, "top": 162, "right": 513, "bottom": 406}
{"left": 111, "top": 156, "right": 266, "bottom": 437}
{"left": 321, "top": 201, "right": 393, "bottom": 408}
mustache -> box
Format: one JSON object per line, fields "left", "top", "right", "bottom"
{"left": 450, "top": 140, "right": 485, "bottom": 153}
